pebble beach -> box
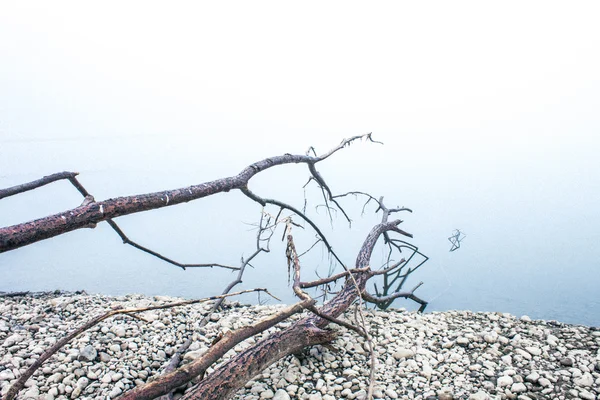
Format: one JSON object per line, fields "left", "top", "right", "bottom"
{"left": 0, "top": 292, "right": 598, "bottom": 400}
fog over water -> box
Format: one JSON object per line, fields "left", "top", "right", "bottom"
{"left": 1, "top": 2, "right": 599, "bottom": 326}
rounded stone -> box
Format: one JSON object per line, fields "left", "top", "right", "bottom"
{"left": 392, "top": 348, "right": 414, "bottom": 360}
{"left": 272, "top": 389, "right": 290, "bottom": 400}
{"left": 560, "top": 357, "right": 574, "bottom": 366}
{"left": 511, "top": 382, "right": 527, "bottom": 393}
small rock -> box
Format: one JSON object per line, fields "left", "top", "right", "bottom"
{"left": 86, "top": 370, "right": 98, "bottom": 380}
{"left": 109, "top": 387, "right": 123, "bottom": 398}
{"left": 484, "top": 334, "right": 497, "bottom": 343}
{"left": 114, "top": 327, "right": 126, "bottom": 337}
{"left": 76, "top": 377, "right": 89, "bottom": 389}
{"left": 152, "top": 321, "right": 166, "bottom": 329}
{"left": 0, "top": 370, "right": 16, "bottom": 381}
{"left": 260, "top": 389, "right": 274, "bottom": 399}
{"left": 579, "top": 389, "right": 596, "bottom": 400}
{"left": 560, "top": 357, "right": 574, "bottom": 366}
{"left": 511, "top": 382, "right": 527, "bottom": 393}
{"left": 525, "top": 372, "right": 539, "bottom": 383}
{"left": 22, "top": 386, "right": 39, "bottom": 399}
{"left": 520, "top": 315, "right": 532, "bottom": 322}
{"left": 273, "top": 389, "right": 291, "bottom": 400}
{"left": 184, "top": 349, "right": 207, "bottom": 361}
{"left": 392, "top": 348, "right": 414, "bottom": 360}
{"left": 497, "top": 376, "right": 514, "bottom": 387}
{"left": 574, "top": 373, "right": 593, "bottom": 387}
{"left": 537, "top": 378, "right": 551, "bottom": 387}
{"left": 469, "top": 391, "right": 490, "bottom": 400}
{"left": 451, "top": 365, "right": 464, "bottom": 374}
{"left": 3, "top": 334, "right": 25, "bottom": 347}
{"left": 525, "top": 347, "right": 541, "bottom": 356}
{"left": 283, "top": 371, "right": 296, "bottom": 383}
{"left": 546, "top": 334, "right": 559, "bottom": 345}
{"left": 78, "top": 345, "right": 97, "bottom": 362}
{"left": 421, "top": 363, "right": 434, "bottom": 379}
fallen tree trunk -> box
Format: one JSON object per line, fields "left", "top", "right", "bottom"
{"left": 119, "top": 220, "right": 401, "bottom": 400}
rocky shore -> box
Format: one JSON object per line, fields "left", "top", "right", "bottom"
{"left": 0, "top": 292, "right": 598, "bottom": 400}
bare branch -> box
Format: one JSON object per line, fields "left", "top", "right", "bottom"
{"left": 0, "top": 171, "right": 80, "bottom": 200}
{"left": 300, "top": 267, "right": 371, "bottom": 289}
{"left": 333, "top": 191, "right": 413, "bottom": 214}
{"left": 312, "top": 133, "right": 383, "bottom": 162}
{"left": 307, "top": 163, "right": 352, "bottom": 226}
{"left": 105, "top": 219, "right": 240, "bottom": 270}
{"left": 297, "top": 237, "right": 322, "bottom": 258}
{"left": 362, "top": 281, "right": 428, "bottom": 313}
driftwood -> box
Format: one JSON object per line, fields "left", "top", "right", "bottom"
{"left": 2, "top": 289, "right": 274, "bottom": 400}
{"left": 0, "top": 291, "right": 30, "bottom": 298}
{"left": 177, "top": 219, "right": 407, "bottom": 399}
{"left": 0, "top": 135, "right": 379, "bottom": 256}
{"left": 117, "top": 208, "right": 419, "bottom": 400}
{"left": 1, "top": 135, "right": 430, "bottom": 400}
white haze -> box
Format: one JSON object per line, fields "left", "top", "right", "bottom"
{"left": 0, "top": 1, "right": 599, "bottom": 326}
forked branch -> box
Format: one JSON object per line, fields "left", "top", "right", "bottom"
{"left": 0, "top": 134, "right": 375, "bottom": 253}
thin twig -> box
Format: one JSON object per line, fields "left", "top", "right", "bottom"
{"left": 0, "top": 172, "right": 79, "bottom": 200}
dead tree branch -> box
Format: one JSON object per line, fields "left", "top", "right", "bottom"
{"left": 104, "top": 220, "right": 240, "bottom": 270}
{"left": 0, "top": 134, "right": 374, "bottom": 253}
{"left": 169, "top": 219, "right": 405, "bottom": 400}
{"left": 3, "top": 289, "right": 273, "bottom": 400}
{"left": 0, "top": 172, "right": 241, "bottom": 271}
{"left": 117, "top": 299, "right": 315, "bottom": 400}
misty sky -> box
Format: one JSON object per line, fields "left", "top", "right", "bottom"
{"left": 1, "top": 2, "right": 599, "bottom": 325}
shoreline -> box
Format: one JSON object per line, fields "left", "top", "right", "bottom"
{"left": 1, "top": 292, "right": 599, "bottom": 400}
